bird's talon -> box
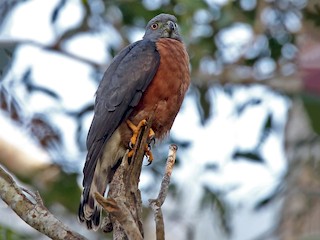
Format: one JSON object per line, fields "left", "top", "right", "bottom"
{"left": 145, "top": 148, "right": 154, "bottom": 165}
{"left": 148, "top": 137, "right": 156, "bottom": 146}
{"left": 146, "top": 157, "right": 153, "bottom": 166}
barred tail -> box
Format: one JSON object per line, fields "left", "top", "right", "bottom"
{"left": 78, "top": 187, "right": 103, "bottom": 230}
{"left": 78, "top": 156, "right": 109, "bottom": 230}
{"left": 78, "top": 129, "right": 126, "bottom": 230}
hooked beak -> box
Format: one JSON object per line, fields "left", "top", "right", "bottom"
{"left": 165, "top": 20, "right": 176, "bottom": 36}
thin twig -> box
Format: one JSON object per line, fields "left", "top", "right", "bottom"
{"left": 149, "top": 144, "right": 178, "bottom": 240}
{"left": 0, "top": 165, "right": 87, "bottom": 240}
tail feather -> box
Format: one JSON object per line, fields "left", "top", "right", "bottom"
{"left": 78, "top": 189, "right": 104, "bottom": 230}
{"left": 78, "top": 129, "right": 126, "bottom": 230}
{"left": 78, "top": 165, "right": 107, "bottom": 230}
{"left": 78, "top": 159, "right": 120, "bottom": 230}
{"left": 78, "top": 197, "right": 101, "bottom": 230}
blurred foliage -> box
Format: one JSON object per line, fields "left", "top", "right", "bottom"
{"left": 39, "top": 171, "right": 81, "bottom": 213}
{"left": 0, "top": 43, "right": 24, "bottom": 124}
{"left": 304, "top": 2, "right": 320, "bottom": 26}
{"left": 254, "top": 185, "right": 281, "bottom": 210}
{"left": 301, "top": 93, "right": 320, "bottom": 135}
{"left": 0, "top": 0, "right": 305, "bottom": 163}
{"left": 1, "top": 0, "right": 320, "bottom": 238}
{"left": 0, "top": 0, "right": 22, "bottom": 28}
{"left": 0, "top": 225, "right": 33, "bottom": 240}
{"left": 0, "top": 43, "right": 15, "bottom": 78}
{"left": 233, "top": 150, "right": 263, "bottom": 162}
{"left": 201, "top": 186, "right": 231, "bottom": 234}
{"left": 300, "top": 1, "right": 320, "bottom": 135}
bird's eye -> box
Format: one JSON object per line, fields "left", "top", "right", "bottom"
{"left": 151, "top": 23, "right": 158, "bottom": 30}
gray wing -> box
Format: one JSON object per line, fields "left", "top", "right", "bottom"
{"left": 82, "top": 39, "right": 160, "bottom": 188}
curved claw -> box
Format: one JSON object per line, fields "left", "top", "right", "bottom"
{"left": 145, "top": 148, "right": 154, "bottom": 166}
{"left": 129, "top": 141, "right": 134, "bottom": 150}
{"left": 148, "top": 136, "right": 156, "bottom": 146}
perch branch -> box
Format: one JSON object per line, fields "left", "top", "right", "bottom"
{"left": 97, "top": 119, "right": 153, "bottom": 240}
{"left": 95, "top": 192, "right": 143, "bottom": 240}
{"left": 0, "top": 165, "right": 87, "bottom": 240}
{"left": 149, "top": 144, "right": 178, "bottom": 240}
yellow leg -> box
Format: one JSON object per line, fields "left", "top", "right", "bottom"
{"left": 126, "top": 119, "right": 147, "bottom": 147}
{"left": 126, "top": 119, "right": 155, "bottom": 165}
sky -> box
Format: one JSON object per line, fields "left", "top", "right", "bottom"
{"left": 0, "top": 0, "right": 289, "bottom": 239}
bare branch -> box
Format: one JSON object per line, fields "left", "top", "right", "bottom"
{"left": 95, "top": 192, "right": 143, "bottom": 240}
{"left": 96, "top": 118, "right": 178, "bottom": 240}
{"left": 149, "top": 144, "right": 178, "bottom": 240}
{"left": 97, "top": 120, "right": 153, "bottom": 239}
{"left": 149, "top": 202, "right": 164, "bottom": 240}
{"left": 0, "top": 165, "right": 87, "bottom": 240}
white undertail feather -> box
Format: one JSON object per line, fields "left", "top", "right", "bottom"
{"left": 81, "top": 129, "right": 126, "bottom": 229}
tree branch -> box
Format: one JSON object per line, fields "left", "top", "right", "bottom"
{"left": 96, "top": 119, "right": 153, "bottom": 240}
{"left": 95, "top": 191, "right": 143, "bottom": 240}
{"left": 149, "top": 144, "right": 178, "bottom": 240}
{"left": 95, "top": 119, "right": 178, "bottom": 240}
{"left": 0, "top": 165, "right": 87, "bottom": 240}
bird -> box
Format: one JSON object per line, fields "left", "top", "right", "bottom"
{"left": 78, "top": 13, "right": 190, "bottom": 230}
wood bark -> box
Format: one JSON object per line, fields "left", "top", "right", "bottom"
{"left": 97, "top": 120, "right": 153, "bottom": 240}
{"left": 96, "top": 119, "right": 178, "bottom": 240}
{"left": 0, "top": 165, "right": 87, "bottom": 240}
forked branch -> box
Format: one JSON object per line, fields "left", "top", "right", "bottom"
{"left": 0, "top": 166, "right": 87, "bottom": 240}
{"left": 95, "top": 119, "right": 178, "bottom": 240}
{"left": 96, "top": 120, "right": 153, "bottom": 240}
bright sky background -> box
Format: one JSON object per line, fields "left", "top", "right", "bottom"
{"left": 0, "top": 0, "right": 289, "bottom": 239}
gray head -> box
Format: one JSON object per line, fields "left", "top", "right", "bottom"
{"left": 143, "top": 13, "right": 182, "bottom": 42}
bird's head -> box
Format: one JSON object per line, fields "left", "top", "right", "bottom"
{"left": 143, "top": 13, "right": 182, "bottom": 42}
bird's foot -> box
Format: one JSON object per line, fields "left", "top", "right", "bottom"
{"left": 126, "top": 119, "right": 155, "bottom": 164}
{"left": 127, "top": 119, "right": 147, "bottom": 147}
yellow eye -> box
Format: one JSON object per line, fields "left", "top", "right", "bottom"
{"left": 151, "top": 23, "right": 158, "bottom": 30}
